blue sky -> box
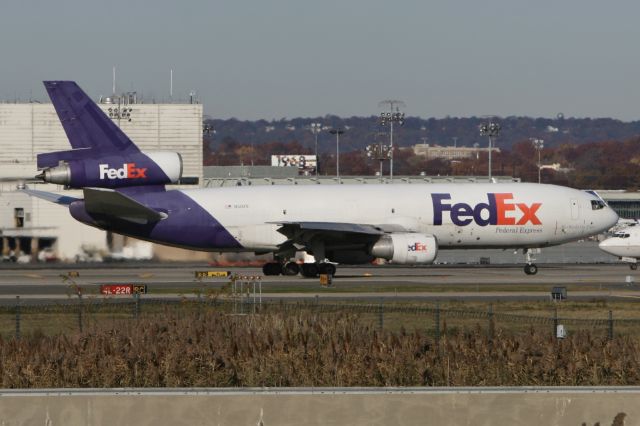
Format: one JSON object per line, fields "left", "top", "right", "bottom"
{"left": 2, "top": 0, "right": 640, "bottom": 120}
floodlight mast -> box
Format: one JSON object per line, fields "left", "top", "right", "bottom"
{"left": 310, "top": 123, "right": 322, "bottom": 176}
{"left": 329, "top": 128, "right": 345, "bottom": 182}
{"left": 479, "top": 120, "right": 501, "bottom": 181}
{"left": 531, "top": 138, "right": 544, "bottom": 184}
{"left": 378, "top": 100, "right": 405, "bottom": 181}
{"left": 366, "top": 132, "right": 391, "bottom": 183}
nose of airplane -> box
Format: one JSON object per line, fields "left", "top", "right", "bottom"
{"left": 604, "top": 207, "right": 620, "bottom": 230}
{"left": 598, "top": 238, "right": 613, "bottom": 250}
{"left": 607, "top": 207, "right": 620, "bottom": 229}
{"left": 598, "top": 236, "right": 621, "bottom": 257}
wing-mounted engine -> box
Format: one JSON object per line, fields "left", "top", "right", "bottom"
{"left": 370, "top": 233, "right": 438, "bottom": 264}
{"left": 36, "top": 150, "right": 185, "bottom": 189}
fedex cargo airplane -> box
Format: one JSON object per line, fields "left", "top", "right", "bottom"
{"left": 24, "top": 81, "right": 618, "bottom": 277}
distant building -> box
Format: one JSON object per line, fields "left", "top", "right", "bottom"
{"left": 412, "top": 144, "right": 500, "bottom": 161}
{"left": 540, "top": 163, "right": 573, "bottom": 173}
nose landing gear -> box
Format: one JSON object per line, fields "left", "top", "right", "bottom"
{"left": 523, "top": 248, "right": 538, "bottom": 275}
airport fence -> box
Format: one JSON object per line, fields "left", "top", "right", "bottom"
{"left": 0, "top": 295, "right": 638, "bottom": 341}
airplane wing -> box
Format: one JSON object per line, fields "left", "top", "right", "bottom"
{"left": 276, "top": 221, "right": 384, "bottom": 237}
{"left": 274, "top": 221, "right": 385, "bottom": 253}
{"left": 83, "top": 188, "right": 167, "bottom": 225}
{"left": 21, "top": 189, "right": 80, "bottom": 206}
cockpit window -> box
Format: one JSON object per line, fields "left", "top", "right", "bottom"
{"left": 614, "top": 232, "right": 630, "bottom": 238}
{"left": 591, "top": 200, "right": 606, "bottom": 210}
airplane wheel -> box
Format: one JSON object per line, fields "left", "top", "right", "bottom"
{"left": 318, "top": 263, "right": 336, "bottom": 276}
{"left": 524, "top": 264, "right": 538, "bottom": 275}
{"left": 262, "top": 262, "right": 283, "bottom": 276}
{"left": 630, "top": 264, "right": 638, "bottom": 270}
{"left": 282, "top": 261, "right": 300, "bottom": 276}
{"left": 301, "top": 263, "right": 319, "bottom": 278}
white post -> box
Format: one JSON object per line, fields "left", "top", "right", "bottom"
{"left": 488, "top": 136, "right": 492, "bottom": 181}
{"left": 336, "top": 132, "right": 340, "bottom": 181}
{"left": 390, "top": 120, "right": 394, "bottom": 181}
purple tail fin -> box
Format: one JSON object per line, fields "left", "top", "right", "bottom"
{"left": 43, "top": 81, "right": 139, "bottom": 154}
{"left": 37, "top": 81, "right": 187, "bottom": 189}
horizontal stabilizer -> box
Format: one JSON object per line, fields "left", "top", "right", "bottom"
{"left": 37, "top": 147, "right": 93, "bottom": 169}
{"left": 21, "top": 189, "right": 79, "bottom": 206}
{"left": 83, "top": 187, "right": 166, "bottom": 225}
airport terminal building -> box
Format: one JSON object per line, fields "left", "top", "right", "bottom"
{"left": 0, "top": 98, "right": 203, "bottom": 261}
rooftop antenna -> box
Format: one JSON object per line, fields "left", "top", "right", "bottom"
{"left": 170, "top": 69, "right": 173, "bottom": 101}
{"left": 112, "top": 66, "right": 116, "bottom": 95}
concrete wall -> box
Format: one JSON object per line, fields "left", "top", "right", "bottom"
{"left": 0, "top": 387, "right": 637, "bottom": 426}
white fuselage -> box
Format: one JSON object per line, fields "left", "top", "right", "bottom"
{"left": 599, "top": 225, "right": 640, "bottom": 259}
{"left": 181, "top": 182, "right": 618, "bottom": 252}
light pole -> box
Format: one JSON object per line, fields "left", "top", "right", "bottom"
{"left": 366, "top": 136, "right": 391, "bottom": 183}
{"left": 379, "top": 100, "right": 405, "bottom": 181}
{"left": 531, "top": 138, "right": 544, "bottom": 183}
{"left": 479, "top": 121, "right": 501, "bottom": 181}
{"left": 329, "top": 128, "right": 344, "bottom": 181}
{"left": 310, "top": 123, "right": 322, "bottom": 176}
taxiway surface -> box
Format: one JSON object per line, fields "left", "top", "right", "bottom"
{"left": 0, "top": 263, "right": 639, "bottom": 303}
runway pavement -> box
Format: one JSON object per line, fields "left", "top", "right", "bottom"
{"left": 0, "top": 262, "right": 639, "bottom": 303}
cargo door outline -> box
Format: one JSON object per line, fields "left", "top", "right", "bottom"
{"left": 570, "top": 199, "right": 580, "bottom": 220}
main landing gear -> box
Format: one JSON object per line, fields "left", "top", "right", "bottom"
{"left": 523, "top": 248, "right": 538, "bottom": 275}
{"left": 263, "top": 261, "right": 300, "bottom": 276}
{"left": 300, "top": 262, "right": 336, "bottom": 278}
{"left": 262, "top": 261, "right": 336, "bottom": 277}
{"left": 264, "top": 242, "right": 338, "bottom": 278}
{"left": 262, "top": 262, "right": 282, "bottom": 276}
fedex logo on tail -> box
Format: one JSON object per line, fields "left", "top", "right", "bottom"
{"left": 432, "top": 193, "right": 542, "bottom": 227}
{"left": 99, "top": 163, "right": 147, "bottom": 180}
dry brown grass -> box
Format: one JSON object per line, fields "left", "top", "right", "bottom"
{"left": 1, "top": 307, "right": 640, "bottom": 388}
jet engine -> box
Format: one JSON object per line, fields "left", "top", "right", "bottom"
{"left": 37, "top": 151, "right": 183, "bottom": 188}
{"left": 370, "top": 233, "right": 438, "bottom": 264}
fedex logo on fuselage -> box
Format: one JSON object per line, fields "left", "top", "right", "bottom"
{"left": 432, "top": 193, "right": 542, "bottom": 227}
{"left": 99, "top": 163, "right": 147, "bottom": 180}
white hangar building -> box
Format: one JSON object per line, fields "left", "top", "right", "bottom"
{"left": 0, "top": 96, "right": 203, "bottom": 261}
